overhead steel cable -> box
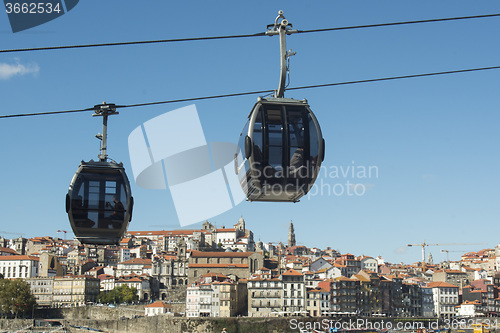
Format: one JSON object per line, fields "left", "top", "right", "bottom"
{"left": 285, "top": 66, "right": 500, "bottom": 91}
{"left": 2, "top": 65, "right": 500, "bottom": 119}
{"left": 117, "top": 89, "right": 275, "bottom": 109}
{"left": 0, "top": 106, "right": 95, "bottom": 119}
{"left": 0, "top": 32, "right": 267, "bottom": 54}
{"left": 295, "top": 13, "right": 500, "bottom": 34}
{"left": 1, "top": 13, "right": 499, "bottom": 54}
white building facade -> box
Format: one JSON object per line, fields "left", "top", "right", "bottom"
{"left": 0, "top": 255, "right": 39, "bottom": 279}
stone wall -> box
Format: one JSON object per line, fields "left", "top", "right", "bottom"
{"left": 0, "top": 319, "right": 32, "bottom": 331}
{"left": 1, "top": 313, "right": 461, "bottom": 333}
{"left": 38, "top": 304, "right": 185, "bottom": 321}
{"left": 0, "top": 317, "right": 296, "bottom": 333}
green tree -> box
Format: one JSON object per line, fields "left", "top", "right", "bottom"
{"left": 98, "top": 285, "right": 138, "bottom": 304}
{"left": 0, "top": 279, "right": 36, "bottom": 318}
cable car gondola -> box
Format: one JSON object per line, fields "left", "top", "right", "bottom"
{"left": 65, "top": 103, "right": 133, "bottom": 245}
{"left": 235, "top": 11, "right": 325, "bottom": 202}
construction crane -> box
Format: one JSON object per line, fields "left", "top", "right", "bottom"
{"left": 0, "top": 230, "right": 25, "bottom": 238}
{"left": 407, "top": 241, "right": 486, "bottom": 271}
{"left": 56, "top": 230, "right": 68, "bottom": 241}
{"left": 441, "top": 249, "right": 469, "bottom": 262}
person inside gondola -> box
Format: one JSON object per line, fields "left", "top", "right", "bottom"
{"left": 289, "top": 147, "right": 306, "bottom": 178}
{"left": 106, "top": 196, "right": 125, "bottom": 229}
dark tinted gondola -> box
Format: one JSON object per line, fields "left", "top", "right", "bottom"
{"left": 66, "top": 160, "right": 133, "bottom": 245}
{"left": 236, "top": 97, "right": 324, "bottom": 202}
{"left": 65, "top": 103, "right": 133, "bottom": 245}
{"left": 235, "top": 11, "right": 325, "bottom": 202}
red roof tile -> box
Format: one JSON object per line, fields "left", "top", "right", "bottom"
{"left": 282, "top": 269, "right": 302, "bottom": 276}
{"left": 0, "top": 255, "right": 39, "bottom": 261}
{"left": 427, "top": 282, "right": 458, "bottom": 288}
{"left": 189, "top": 264, "right": 248, "bottom": 268}
{"left": 145, "top": 301, "right": 172, "bottom": 309}
{"left": 190, "top": 250, "right": 254, "bottom": 258}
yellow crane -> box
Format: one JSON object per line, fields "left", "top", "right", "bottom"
{"left": 441, "top": 249, "right": 469, "bottom": 262}
{"left": 0, "top": 230, "right": 25, "bottom": 238}
{"left": 407, "top": 241, "right": 486, "bottom": 271}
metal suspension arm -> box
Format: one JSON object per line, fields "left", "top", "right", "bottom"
{"left": 266, "top": 11, "right": 298, "bottom": 98}
{"left": 93, "top": 102, "right": 118, "bottom": 162}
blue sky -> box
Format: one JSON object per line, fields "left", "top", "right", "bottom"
{"left": 1, "top": 1, "right": 500, "bottom": 264}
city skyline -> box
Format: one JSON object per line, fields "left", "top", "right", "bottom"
{"left": 1, "top": 1, "right": 500, "bottom": 264}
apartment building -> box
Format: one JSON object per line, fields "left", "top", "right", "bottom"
{"left": 26, "top": 276, "right": 54, "bottom": 307}
{"left": 52, "top": 275, "right": 100, "bottom": 307}
{"left": 282, "top": 269, "right": 305, "bottom": 316}
{"left": 0, "top": 255, "right": 39, "bottom": 278}
{"left": 247, "top": 277, "right": 282, "bottom": 317}
{"left": 306, "top": 288, "right": 330, "bottom": 317}
{"left": 319, "top": 277, "right": 360, "bottom": 314}
{"left": 116, "top": 258, "right": 152, "bottom": 277}
{"left": 427, "top": 281, "right": 459, "bottom": 318}
{"left": 432, "top": 269, "right": 469, "bottom": 288}
{"left": 188, "top": 250, "right": 263, "bottom": 283}
{"left": 421, "top": 286, "right": 435, "bottom": 317}
{"left": 186, "top": 283, "right": 213, "bottom": 317}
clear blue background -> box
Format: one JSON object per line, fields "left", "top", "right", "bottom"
{"left": 1, "top": 1, "right": 499, "bottom": 264}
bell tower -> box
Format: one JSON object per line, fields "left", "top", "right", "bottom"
{"left": 288, "top": 221, "right": 296, "bottom": 247}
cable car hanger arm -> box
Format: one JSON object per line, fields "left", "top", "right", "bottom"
{"left": 266, "top": 11, "right": 298, "bottom": 98}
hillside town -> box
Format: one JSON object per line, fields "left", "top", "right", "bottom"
{"left": 1, "top": 218, "right": 500, "bottom": 320}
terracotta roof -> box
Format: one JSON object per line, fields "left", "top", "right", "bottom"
{"left": 444, "top": 269, "right": 466, "bottom": 274}
{"left": 118, "top": 258, "right": 152, "bottom": 265}
{"left": 427, "top": 282, "right": 458, "bottom": 288}
{"left": 216, "top": 228, "right": 236, "bottom": 232}
{"left": 129, "top": 230, "right": 208, "bottom": 237}
{"left": 461, "top": 300, "right": 481, "bottom": 305}
{"left": 352, "top": 274, "right": 370, "bottom": 282}
{"left": 189, "top": 264, "right": 248, "bottom": 268}
{"left": 145, "top": 301, "right": 172, "bottom": 309}
{"left": 157, "top": 255, "right": 177, "bottom": 261}
{"left": 190, "top": 250, "right": 254, "bottom": 258}
{"left": 0, "top": 247, "right": 19, "bottom": 255}
{"left": 282, "top": 269, "right": 302, "bottom": 276}
{"left": 0, "top": 255, "right": 39, "bottom": 261}
{"left": 118, "top": 277, "right": 143, "bottom": 283}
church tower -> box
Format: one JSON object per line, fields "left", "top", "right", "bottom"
{"left": 427, "top": 252, "right": 434, "bottom": 265}
{"left": 235, "top": 217, "right": 245, "bottom": 238}
{"left": 288, "top": 221, "right": 296, "bottom": 247}
{"left": 176, "top": 238, "right": 187, "bottom": 259}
